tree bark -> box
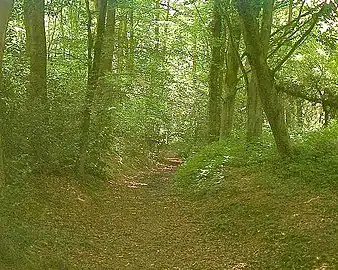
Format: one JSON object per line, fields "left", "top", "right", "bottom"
{"left": 101, "top": 0, "right": 116, "bottom": 73}
{"left": 0, "top": 0, "right": 13, "bottom": 186}
{"left": 246, "top": 67, "right": 263, "bottom": 141}
{"left": 24, "top": 0, "right": 50, "bottom": 170}
{"left": 246, "top": 0, "right": 274, "bottom": 142}
{"left": 78, "top": 0, "right": 108, "bottom": 177}
{"left": 128, "top": 5, "right": 135, "bottom": 73}
{"left": 220, "top": 17, "right": 241, "bottom": 139}
{"left": 117, "top": 11, "right": 127, "bottom": 77}
{"left": 208, "top": 0, "right": 222, "bottom": 141}
{"left": 0, "top": 0, "right": 12, "bottom": 72}
{"left": 236, "top": 0, "right": 293, "bottom": 156}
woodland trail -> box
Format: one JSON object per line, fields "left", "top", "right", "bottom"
{"left": 2, "top": 158, "right": 336, "bottom": 269}
{"left": 76, "top": 164, "right": 222, "bottom": 269}
{"left": 64, "top": 160, "right": 245, "bottom": 269}
{"left": 0, "top": 159, "right": 250, "bottom": 270}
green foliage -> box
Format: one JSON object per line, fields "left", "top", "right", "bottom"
{"left": 174, "top": 140, "right": 229, "bottom": 193}
{"left": 2, "top": 0, "right": 337, "bottom": 180}
{"left": 173, "top": 125, "right": 338, "bottom": 269}
{"left": 175, "top": 123, "right": 338, "bottom": 195}
{"left": 174, "top": 132, "right": 274, "bottom": 195}
{"left": 281, "top": 121, "right": 338, "bottom": 188}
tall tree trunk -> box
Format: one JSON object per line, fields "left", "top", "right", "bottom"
{"left": 128, "top": 5, "right": 135, "bottom": 73}
{"left": 99, "top": 0, "right": 116, "bottom": 109}
{"left": 246, "top": 0, "right": 274, "bottom": 142}
{"left": 154, "top": 0, "right": 160, "bottom": 53}
{"left": 208, "top": 0, "right": 222, "bottom": 141}
{"left": 163, "top": 0, "right": 170, "bottom": 54}
{"left": 78, "top": 0, "right": 108, "bottom": 177}
{"left": 0, "top": 0, "right": 13, "bottom": 186}
{"left": 100, "top": 0, "right": 116, "bottom": 83}
{"left": 24, "top": 0, "right": 50, "bottom": 170}
{"left": 237, "top": 0, "right": 293, "bottom": 156}
{"left": 246, "top": 67, "right": 263, "bottom": 140}
{"left": 220, "top": 18, "right": 241, "bottom": 139}
{"left": 117, "top": 12, "right": 127, "bottom": 77}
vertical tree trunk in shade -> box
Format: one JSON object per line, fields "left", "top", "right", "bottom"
{"left": 78, "top": 0, "right": 107, "bottom": 177}
{"left": 246, "top": 0, "right": 274, "bottom": 142}
{"left": 0, "top": 0, "right": 13, "bottom": 72}
{"left": 154, "top": 0, "right": 160, "bottom": 53}
{"left": 117, "top": 12, "right": 127, "bottom": 77}
{"left": 246, "top": 67, "right": 263, "bottom": 141}
{"left": 208, "top": 0, "right": 222, "bottom": 142}
{"left": 282, "top": 0, "right": 294, "bottom": 129}
{"left": 0, "top": 0, "right": 13, "bottom": 186}
{"left": 163, "top": 0, "right": 170, "bottom": 54}
{"left": 220, "top": 18, "right": 241, "bottom": 139}
{"left": 237, "top": 0, "right": 293, "bottom": 156}
{"left": 101, "top": 0, "right": 116, "bottom": 74}
{"left": 24, "top": 0, "right": 50, "bottom": 170}
{"left": 128, "top": 6, "right": 135, "bottom": 73}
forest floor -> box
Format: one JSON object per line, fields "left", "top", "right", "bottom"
{"left": 0, "top": 158, "right": 337, "bottom": 269}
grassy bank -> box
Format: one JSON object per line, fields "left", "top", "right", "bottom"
{"left": 173, "top": 123, "right": 338, "bottom": 269}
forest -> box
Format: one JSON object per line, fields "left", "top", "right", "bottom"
{"left": 0, "top": 0, "right": 337, "bottom": 269}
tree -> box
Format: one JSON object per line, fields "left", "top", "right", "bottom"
{"left": 208, "top": 0, "right": 223, "bottom": 141}
{"left": 246, "top": 0, "right": 274, "bottom": 142}
{"left": 220, "top": 11, "right": 241, "bottom": 139}
{"left": 236, "top": 0, "right": 293, "bottom": 156}
{"left": 0, "top": 0, "right": 14, "bottom": 186}
{"left": 78, "top": 0, "right": 108, "bottom": 177}
{"left": 0, "top": 0, "right": 12, "bottom": 72}
{"left": 101, "top": 0, "right": 117, "bottom": 74}
{"left": 246, "top": 67, "right": 263, "bottom": 141}
{"left": 235, "top": 0, "right": 333, "bottom": 155}
{"left": 24, "top": 0, "right": 50, "bottom": 169}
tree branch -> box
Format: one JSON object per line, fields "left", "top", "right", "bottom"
{"left": 273, "top": 4, "right": 326, "bottom": 74}
{"left": 276, "top": 84, "right": 338, "bottom": 108}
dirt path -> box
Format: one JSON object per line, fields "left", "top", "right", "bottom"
{"left": 67, "top": 163, "right": 244, "bottom": 270}
{"left": 2, "top": 159, "right": 336, "bottom": 269}
{"left": 1, "top": 160, "right": 249, "bottom": 270}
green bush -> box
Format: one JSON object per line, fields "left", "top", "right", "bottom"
{"left": 283, "top": 121, "right": 338, "bottom": 188}
{"left": 174, "top": 123, "right": 338, "bottom": 195}
{"left": 174, "top": 133, "right": 275, "bottom": 194}
{"left": 174, "top": 140, "right": 229, "bottom": 193}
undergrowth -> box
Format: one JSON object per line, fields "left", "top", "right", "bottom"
{"left": 173, "top": 123, "right": 338, "bottom": 269}
{"left": 174, "top": 122, "right": 338, "bottom": 195}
